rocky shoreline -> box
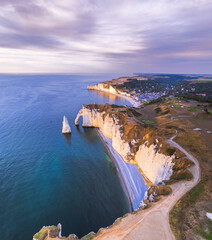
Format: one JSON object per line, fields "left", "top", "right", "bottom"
{"left": 97, "top": 129, "right": 147, "bottom": 211}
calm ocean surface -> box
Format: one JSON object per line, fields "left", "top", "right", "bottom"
{"left": 0, "top": 74, "right": 135, "bottom": 239}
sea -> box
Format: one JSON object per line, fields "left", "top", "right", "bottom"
{"left": 0, "top": 74, "right": 144, "bottom": 240}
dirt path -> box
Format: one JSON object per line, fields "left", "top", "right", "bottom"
{"left": 93, "top": 133, "right": 200, "bottom": 240}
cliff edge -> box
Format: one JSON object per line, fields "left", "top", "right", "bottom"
{"left": 75, "top": 104, "right": 192, "bottom": 185}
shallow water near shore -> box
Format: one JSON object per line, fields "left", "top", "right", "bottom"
{"left": 0, "top": 74, "right": 145, "bottom": 239}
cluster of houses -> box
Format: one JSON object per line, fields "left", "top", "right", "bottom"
{"left": 88, "top": 78, "right": 210, "bottom": 106}
{"left": 118, "top": 88, "right": 167, "bottom": 104}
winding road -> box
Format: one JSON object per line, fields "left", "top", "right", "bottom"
{"left": 94, "top": 132, "right": 200, "bottom": 240}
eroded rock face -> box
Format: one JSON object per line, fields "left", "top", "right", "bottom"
{"left": 135, "top": 144, "right": 174, "bottom": 184}
{"left": 87, "top": 83, "right": 117, "bottom": 95}
{"left": 75, "top": 104, "right": 176, "bottom": 184}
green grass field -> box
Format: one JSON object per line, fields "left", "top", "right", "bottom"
{"left": 188, "top": 107, "right": 197, "bottom": 112}
{"left": 173, "top": 105, "right": 183, "bottom": 109}
{"left": 141, "top": 119, "right": 156, "bottom": 124}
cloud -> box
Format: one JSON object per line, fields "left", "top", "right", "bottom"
{"left": 0, "top": 0, "right": 212, "bottom": 73}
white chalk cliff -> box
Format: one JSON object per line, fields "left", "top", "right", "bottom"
{"left": 87, "top": 83, "right": 140, "bottom": 107}
{"left": 75, "top": 105, "right": 174, "bottom": 185}
{"left": 88, "top": 83, "right": 117, "bottom": 95}
{"left": 62, "top": 116, "right": 71, "bottom": 134}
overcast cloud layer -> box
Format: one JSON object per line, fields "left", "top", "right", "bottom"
{"left": 0, "top": 0, "right": 212, "bottom": 73}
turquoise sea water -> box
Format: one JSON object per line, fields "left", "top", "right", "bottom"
{"left": 0, "top": 74, "right": 139, "bottom": 239}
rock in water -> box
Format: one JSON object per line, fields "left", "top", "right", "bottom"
{"left": 62, "top": 116, "right": 71, "bottom": 134}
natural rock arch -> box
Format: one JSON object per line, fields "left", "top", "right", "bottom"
{"left": 75, "top": 109, "right": 83, "bottom": 126}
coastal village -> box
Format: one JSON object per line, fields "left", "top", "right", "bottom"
{"left": 88, "top": 74, "right": 212, "bottom": 107}
{"left": 119, "top": 88, "right": 166, "bottom": 105}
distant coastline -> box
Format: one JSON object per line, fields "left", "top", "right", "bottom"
{"left": 87, "top": 85, "right": 141, "bottom": 107}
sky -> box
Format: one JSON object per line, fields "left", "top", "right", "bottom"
{"left": 0, "top": 0, "right": 212, "bottom": 74}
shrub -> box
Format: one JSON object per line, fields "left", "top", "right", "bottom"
{"left": 188, "top": 107, "right": 197, "bottom": 112}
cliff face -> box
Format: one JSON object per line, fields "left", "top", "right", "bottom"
{"left": 135, "top": 144, "right": 174, "bottom": 184}
{"left": 75, "top": 104, "right": 176, "bottom": 184}
{"left": 88, "top": 83, "right": 118, "bottom": 95}
{"left": 87, "top": 83, "right": 141, "bottom": 107}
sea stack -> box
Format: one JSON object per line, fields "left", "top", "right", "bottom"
{"left": 62, "top": 116, "right": 71, "bottom": 134}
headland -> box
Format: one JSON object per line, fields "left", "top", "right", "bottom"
{"left": 34, "top": 74, "right": 212, "bottom": 240}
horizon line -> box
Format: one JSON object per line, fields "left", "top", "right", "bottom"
{"left": 0, "top": 72, "right": 212, "bottom": 76}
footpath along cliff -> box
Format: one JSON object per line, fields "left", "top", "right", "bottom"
{"left": 75, "top": 104, "right": 192, "bottom": 185}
